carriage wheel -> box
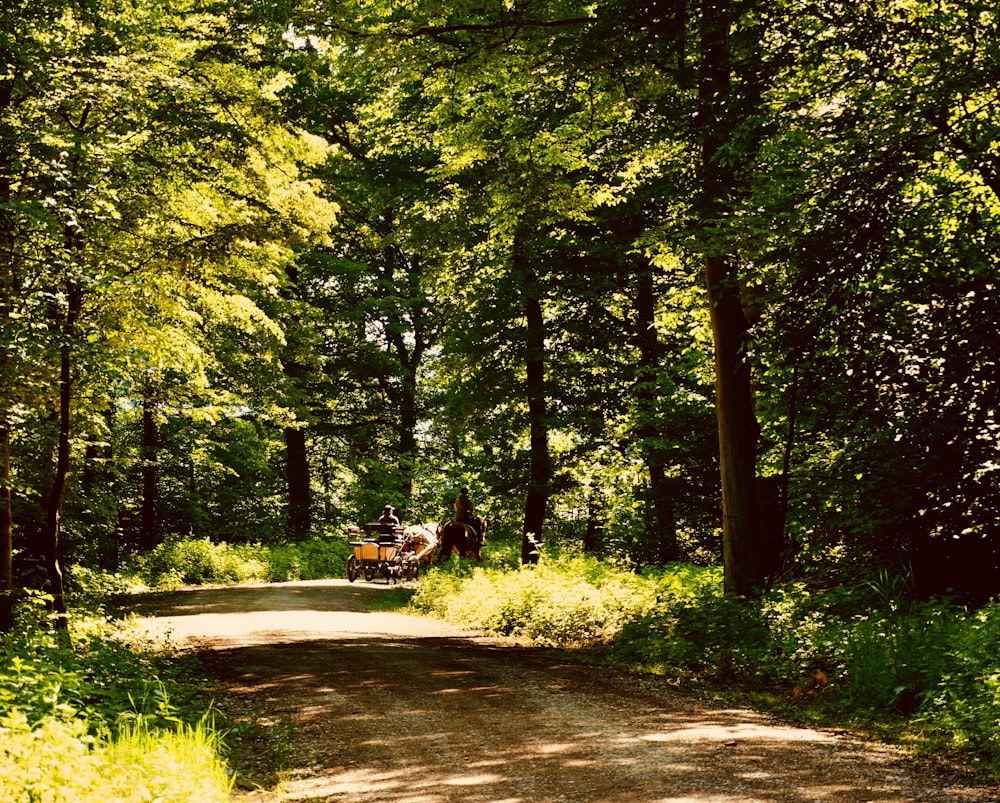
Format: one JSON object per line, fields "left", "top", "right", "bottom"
{"left": 347, "top": 556, "right": 359, "bottom": 583}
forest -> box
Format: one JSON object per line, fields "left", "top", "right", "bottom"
{"left": 2, "top": 0, "right": 999, "bottom": 797}
{"left": 3, "top": 0, "right": 997, "bottom": 621}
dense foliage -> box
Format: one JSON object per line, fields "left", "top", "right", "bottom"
{"left": 1, "top": 0, "right": 996, "bottom": 654}
{"left": 133, "top": 534, "right": 352, "bottom": 587}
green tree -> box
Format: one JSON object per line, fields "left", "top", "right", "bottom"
{"left": 0, "top": 0, "right": 334, "bottom": 617}
{"left": 745, "top": 0, "right": 1000, "bottom": 599}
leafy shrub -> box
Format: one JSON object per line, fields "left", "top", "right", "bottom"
{"left": 608, "top": 581, "right": 781, "bottom": 682}
{"left": 840, "top": 603, "right": 959, "bottom": 713}
{"left": 917, "top": 604, "right": 1000, "bottom": 757}
{"left": 140, "top": 537, "right": 270, "bottom": 587}
{"left": 411, "top": 552, "right": 714, "bottom": 646}
{"left": 284, "top": 537, "right": 352, "bottom": 580}
{"left": 135, "top": 535, "right": 352, "bottom": 587}
{"left": 1, "top": 599, "right": 207, "bottom": 733}
{"left": 64, "top": 565, "right": 147, "bottom": 612}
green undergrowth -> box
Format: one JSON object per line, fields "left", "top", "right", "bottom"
{"left": 83, "top": 534, "right": 354, "bottom": 591}
{"left": 415, "top": 548, "right": 1000, "bottom": 779}
{"left": 0, "top": 595, "right": 233, "bottom": 803}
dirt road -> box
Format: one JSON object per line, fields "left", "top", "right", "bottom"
{"left": 135, "top": 579, "right": 996, "bottom": 803}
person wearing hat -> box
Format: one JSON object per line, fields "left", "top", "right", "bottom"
{"left": 454, "top": 487, "right": 478, "bottom": 537}
{"left": 378, "top": 504, "right": 400, "bottom": 527}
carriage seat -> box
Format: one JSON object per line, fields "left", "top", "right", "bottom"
{"left": 363, "top": 522, "right": 404, "bottom": 544}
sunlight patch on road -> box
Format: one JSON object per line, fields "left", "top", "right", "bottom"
{"left": 533, "top": 742, "right": 574, "bottom": 754}
{"left": 641, "top": 722, "right": 839, "bottom": 743}
{"left": 440, "top": 772, "right": 504, "bottom": 786}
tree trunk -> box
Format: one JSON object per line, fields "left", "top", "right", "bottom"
{"left": 634, "top": 265, "right": 680, "bottom": 564}
{"left": 140, "top": 393, "right": 159, "bottom": 551}
{"left": 284, "top": 425, "right": 312, "bottom": 539}
{"left": 0, "top": 422, "right": 13, "bottom": 634}
{"left": 705, "top": 254, "right": 761, "bottom": 595}
{"left": 396, "top": 357, "right": 419, "bottom": 501}
{"left": 700, "top": 0, "right": 763, "bottom": 596}
{"left": 278, "top": 261, "right": 315, "bottom": 539}
{"left": 583, "top": 497, "right": 603, "bottom": 555}
{"left": 43, "top": 321, "right": 74, "bottom": 628}
{"left": 517, "top": 237, "right": 549, "bottom": 565}
{"left": 1, "top": 76, "right": 15, "bottom": 630}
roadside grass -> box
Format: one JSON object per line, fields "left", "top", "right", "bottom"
{"left": 128, "top": 533, "right": 354, "bottom": 588}
{"left": 415, "top": 542, "right": 1000, "bottom": 780}
{"left": 0, "top": 595, "right": 232, "bottom": 803}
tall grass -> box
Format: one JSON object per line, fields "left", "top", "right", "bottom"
{"left": 0, "top": 712, "right": 232, "bottom": 803}
{"left": 0, "top": 597, "right": 232, "bottom": 803}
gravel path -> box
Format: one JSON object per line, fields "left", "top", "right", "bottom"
{"left": 133, "top": 579, "right": 998, "bottom": 803}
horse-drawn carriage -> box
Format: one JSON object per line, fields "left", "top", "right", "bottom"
{"left": 346, "top": 522, "right": 438, "bottom": 583}
{"left": 345, "top": 513, "right": 486, "bottom": 583}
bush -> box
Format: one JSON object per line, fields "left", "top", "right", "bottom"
{"left": 917, "top": 604, "right": 1000, "bottom": 757}
{"left": 139, "top": 537, "right": 270, "bottom": 587}
{"left": 285, "top": 538, "right": 353, "bottom": 580}
{"left": 135, "top": 535, "right": 353, "bottom": 587}
{"left": 411, "top": 552, "right": 715, "bottom": 647}
{"left": 1, "top": 598, "right": 208, "bottom": 733}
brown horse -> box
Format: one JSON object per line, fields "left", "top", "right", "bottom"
{"left": 436, "top": 517, "right": 487, "bottom": 563}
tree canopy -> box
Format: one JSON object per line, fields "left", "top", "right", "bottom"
{"left": 2, "top": 0, "right": 997, "bottom": 626}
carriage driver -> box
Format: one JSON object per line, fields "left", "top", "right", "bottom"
{"left": 455, "top": 487, "right": 479, "bottom": 538}
{"left": 378, "top": 504, "right": 400, "bottom": 528}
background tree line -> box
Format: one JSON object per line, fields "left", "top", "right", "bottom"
{"left": 2, "top": 0, "right": 997, "bottom": 629}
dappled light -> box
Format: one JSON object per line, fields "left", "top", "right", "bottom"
{"left": 139, "top": 582, "right": 995, "bottom": 803}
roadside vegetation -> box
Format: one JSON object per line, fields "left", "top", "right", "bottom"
{"left": 133, "top": 535, "right": 354, "bottom": 589}
{"left": 0, "top": 536, "right": 353, "bottom": 803}
{"left": 0, "top": 593, "right": 231, "bottom": 803}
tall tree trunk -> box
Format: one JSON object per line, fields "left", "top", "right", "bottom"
{"left": 699, "top": 0, "right": 763, "bottom": 596}
{"left": 397, "top": 366, "right": 418, "bottom": 500}
{"left": 284, "top": 425, "right": 312, "bottom": 539}
{"left": 1, "top": 76, "right": 16, "bottom": 631}
{"left": 634, "top": 265, "right": 680, "bottom": 564}
{"left": 44, "top": 312, "right": 75, "bottom": 627}
{"left": 383, "top": 242, "right": 427, "bottom": 504}
{"left": 279, "top": 263, "right": 314, "bottom": 536}
{"left": 140, "top": 393, "right": 159, "bottom": 551}
{"left": 517, "top": 237, "right": 549, "bottom": 564}
{"left": 42, "top": 106, "right": 92, "bottom": 626}
{"left": 0, "top": 422, "right": 12, "bottom": 633}
{"left": 583, "top": 497, "right": 603, "bottom": 555}
{"left": 707, "top": 254, "right": 762, "bottom": 595}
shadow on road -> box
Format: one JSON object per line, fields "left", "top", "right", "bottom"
{"left": 126, "top": 581, "right": 996, "bottom": 803}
